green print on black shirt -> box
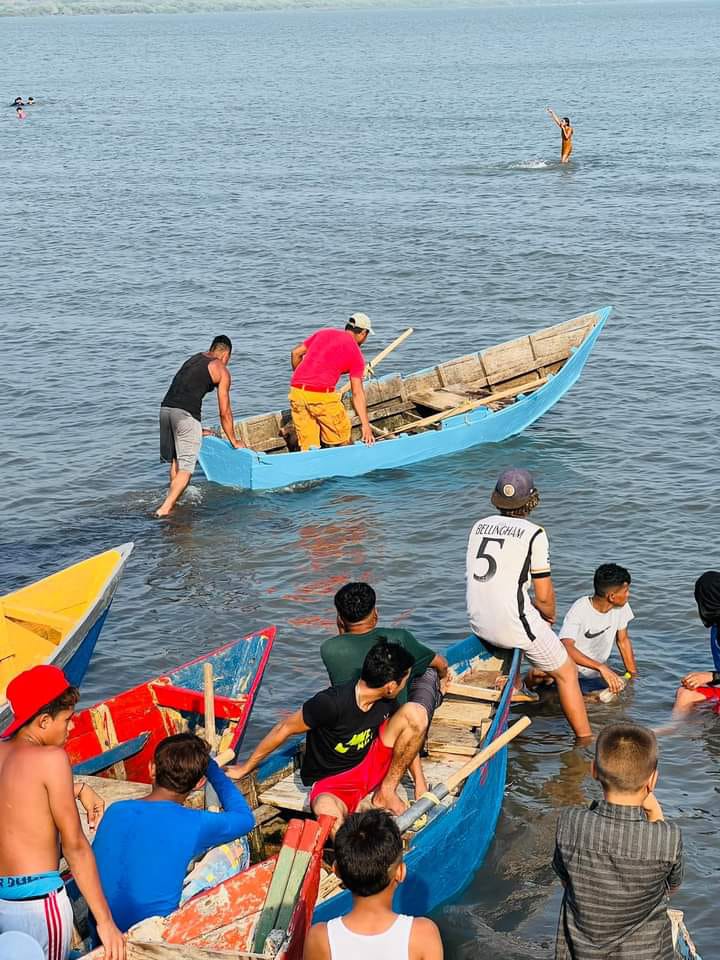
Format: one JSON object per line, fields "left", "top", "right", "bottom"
{"left": 300, "top": 681, "right": 397, "bottom": 786}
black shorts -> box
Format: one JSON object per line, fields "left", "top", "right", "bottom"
{"left": 409, "top": 668, "right": 444, "bottom": 722}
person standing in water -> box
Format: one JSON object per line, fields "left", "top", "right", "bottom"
{"left": 156, "top": 335, "right": 244, "bottom": 517}
{"left": 547, "top": 107, "right": 573, "bottom": 163}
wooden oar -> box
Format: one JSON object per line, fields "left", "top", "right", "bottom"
{"left": 203, "top": 663, "right": 219, "bottom": 811}
{"left": 395, "top": 716, "right": 531, "bottom": 833}
{"left": 378, "top": 376, "right": 550, "bottom": 440}
{"left": 72, "top": 733, "right": 150, "bottom": 777}
{"left": 339, "top": 327, "right": 414, "bottom": 396}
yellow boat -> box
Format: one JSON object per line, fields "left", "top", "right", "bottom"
{"left": 0, "top": 543, "right": 133, "bottom": 731}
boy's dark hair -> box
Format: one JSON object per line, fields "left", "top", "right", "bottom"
{"left": 563, "top": 117, "right": 570, "bottom": 124}
{"left": 334, "top": 582, "right": 376, "bottom": 624}
{"left": 210, "top": 335, "right": 232, "bottom": 354}
{"left": 694, "top": 571, "right": 720, "bottom": 628}
{"left": 361, "top": 639, "right": 414, "bottom": 688}
{"left": 154, "top": 733, "right": 211, "bottom": 794}
{"left": 593, "top": 564, "right": 631, "bottom": 598}
{"left": 595, "top": 722, "right": 657, "bottom": 793}
{"left": 334, "top": 809, "right": 402, "bottom": 897}
{"left": 23, "top": 686, "right": 80, "bottom": 729}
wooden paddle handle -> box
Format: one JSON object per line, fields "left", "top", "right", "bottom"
{"left": 445, "top": 716, "right": 531, "bottom": 792}
{"left": 339, "top": 327, "right": 414, "bottom": 396}
{"left": 203, "top": 663, "right": 216, "bottom": 753}
{"left": 214, "top": 747, "right": 236, "bottom": 768}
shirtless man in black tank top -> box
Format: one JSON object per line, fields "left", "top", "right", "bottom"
{"left": 156, "top": 335, "right": 243, "bottom": 517}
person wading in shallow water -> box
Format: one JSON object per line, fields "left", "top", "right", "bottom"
{"left": 156, "top": 335, "right": 243, "bottom": 517}
{"left": 547, "top": 107, "right": 573, "bottom": 163}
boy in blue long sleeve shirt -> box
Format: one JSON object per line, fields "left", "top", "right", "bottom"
{"left": 91, "top": 733, "right": 254, "bottom": 934}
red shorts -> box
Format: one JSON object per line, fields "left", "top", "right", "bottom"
{"left": 309, "top": 724, "right": 393, "bottom": 815}
{"left": 696, "top": 686, "right": 720, "bottom": 702}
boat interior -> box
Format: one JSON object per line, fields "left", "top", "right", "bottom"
{"left": 0, "top": 550, "right": 120, "bottom": 697}
{"left": 222, "top": 312, "right": 598, "bottom": 454}
{"left": 257, "top": 646, "right": 513, "bottom": 904}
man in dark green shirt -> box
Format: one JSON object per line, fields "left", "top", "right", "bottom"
{"left": 321, "top": 583, "right": 448, "bottom": 797}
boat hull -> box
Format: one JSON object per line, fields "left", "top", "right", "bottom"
{"left": 65, "top": 627, "right": 274, "bottom": 783}
{"left": 199, "top": 308, "right": 609, "bottom": 491}
{"left": 0, "top": 543, "right": 134, "bottom": 731}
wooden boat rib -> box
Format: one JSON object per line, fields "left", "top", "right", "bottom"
{"left": 199, "top": 307, "right": 609, "bottom": 490}
{"left": 65, "top": 627, "right": 275, "bottom": 785}
{"left": 0, "top": 543, "right": 134, "bottom": 732}
{"left": 254, "top": 635, "right": 521, "bottom": 919}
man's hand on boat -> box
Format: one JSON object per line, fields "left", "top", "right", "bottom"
{"left": 360, "top": 420, "right": 375, "bottom": 445}
{"left": 95, "top": 917, "right": 127, "bottom": 960}
{"left": 76, "top": 780, "right": 105, "bottom": 830}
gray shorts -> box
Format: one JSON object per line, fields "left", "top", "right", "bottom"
{"left": 160, "top": 406, "right": 202, "bottom": 474}
{"left": 409, "top": 668, "right": 444, "bottom": 723}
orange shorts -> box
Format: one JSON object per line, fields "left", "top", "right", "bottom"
{"left": 288, "top": 387, "right": 351, "bottom": 451}
{"left": 309, "top": 725, "right": 393, "bottom": 815}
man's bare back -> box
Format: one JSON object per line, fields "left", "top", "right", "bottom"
{"left": 0, "top": 741, "right": 66, "bottom": 876}
{"left": 0, "top": 667, "right": 125, "bottom": 959}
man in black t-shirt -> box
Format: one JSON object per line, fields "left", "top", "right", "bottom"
{"left": 229, "top": 641, "right": 426, "bottom": 833}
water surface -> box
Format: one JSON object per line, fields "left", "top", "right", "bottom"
{"left": 2, "top": 2, "right": 719, "bottom": 953}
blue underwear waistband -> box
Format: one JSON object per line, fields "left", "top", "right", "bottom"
{"left": 0, "top": 871, "right": 63, "bottom": 900}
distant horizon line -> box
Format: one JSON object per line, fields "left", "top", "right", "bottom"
{"left": 0, "top": 0, "right": 701, "bottom": 19}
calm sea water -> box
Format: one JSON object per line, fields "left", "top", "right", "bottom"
{"left": 2, "top": 1, "right": 719, "bottom": 953}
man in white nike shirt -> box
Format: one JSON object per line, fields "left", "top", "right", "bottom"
{"left": 466, "top": 468, "right": 591, "bottom": 741}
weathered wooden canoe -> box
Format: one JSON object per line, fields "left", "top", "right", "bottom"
{"left": 91, "top": 815, "right": 335, "bottom": 960}
{"left": 252, "top": 635, "right": 521, "bottom": 919}
{"left": 198, "top": 307, "right": 609, "bottom": 491}
{"left": 65, "top": 628, "right": 274, "bottom": 783}
{"left": 0, "top": 543, "right": 133, "bottom": 733}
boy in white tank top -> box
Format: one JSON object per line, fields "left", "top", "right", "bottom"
{"left": 303, "top": 810, "right": 443, "bottom": 960}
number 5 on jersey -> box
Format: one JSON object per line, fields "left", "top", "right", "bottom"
{"left": 473, "top": 537, "right": 505, "bottom": 582}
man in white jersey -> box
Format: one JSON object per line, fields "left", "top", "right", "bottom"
{"left": 465, "top": 468, "right": 591, "bottom": 740}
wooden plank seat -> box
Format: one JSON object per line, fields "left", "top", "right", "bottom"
{"left": 258, "top": 759, "right": 465, "bottom": 814}
{"left": 433, "top": 700, "right": 493, "bottom": 728}
{"left": 3, "top": 604, "right": 75, "bottom": 633}
{"left": 426, "top": 721, "right": 487, "bottom": 760}
{"left": 406, "top": 388, "right": 476, "bottom": 413}
{"left": 150, "top": 682, "right": 248, "bottom": 721}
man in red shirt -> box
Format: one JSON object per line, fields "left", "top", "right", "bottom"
{"left": 289, "top": 313, "right": 376, "bottom": 451}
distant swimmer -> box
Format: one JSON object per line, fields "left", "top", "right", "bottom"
{"left": 547, "top": 107, "right": 573, "bottom": 164}
{"left": 16, "top": 106, "right": 26, "bottom": 120}
{"left": 13, "top": 96, "right": 24, "bottom": 107}
{"left": 156, "top": 335, "right": 244, "bottom": 517}
{"left": 27, "top": 97, "right": 35, "bottom": 105}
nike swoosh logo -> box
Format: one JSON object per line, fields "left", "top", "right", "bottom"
{"left": 584, "top": 628, "right": 608, "bottom": 639}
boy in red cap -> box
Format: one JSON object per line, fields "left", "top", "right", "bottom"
{"left": 0, "top": 665, "right": 125, "bottom": 960}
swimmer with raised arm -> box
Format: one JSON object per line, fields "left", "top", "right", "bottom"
{"left": 547, "top": 107, "right": 573, "bottom": 163}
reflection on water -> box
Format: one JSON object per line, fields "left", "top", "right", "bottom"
{"left": 1, "top": 1, "right": 718, "bottom": 956}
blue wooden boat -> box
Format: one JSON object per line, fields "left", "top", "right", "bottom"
{"left": 0, "top": 543, "right": 133, "bottom": 733}
{"left": 198, "top": 307, "right": 609, "bottom": 491}
{"left": 253, "top": 636, "right": 522, "bottom": 919}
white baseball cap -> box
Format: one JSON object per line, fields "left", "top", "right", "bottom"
{"left": 348, "top": 312, "right": 374, "bottom": 335}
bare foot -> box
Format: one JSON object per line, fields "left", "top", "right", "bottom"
{"left": 371, "top": 789, "right": 408, "bottom": 816}
{"left": 154, "top": 508, "right": 171, "bottom": 518}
